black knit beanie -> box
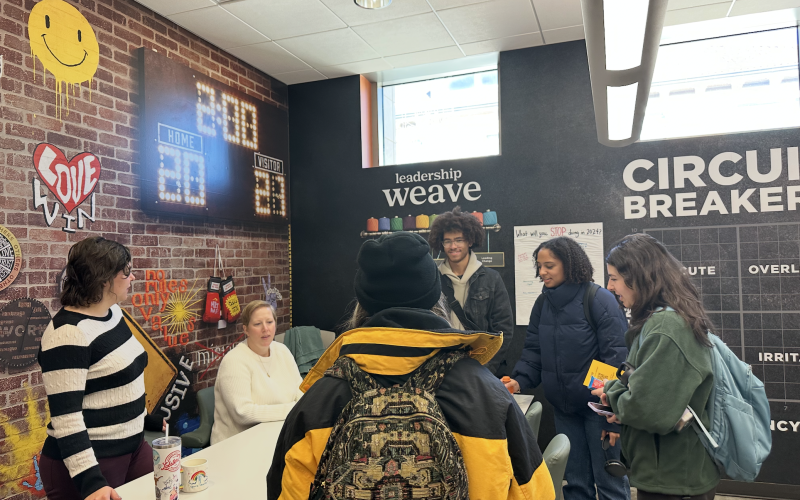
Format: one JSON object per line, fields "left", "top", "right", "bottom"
{"left": 354, "top": 232, "right": 442, "bottom": 315}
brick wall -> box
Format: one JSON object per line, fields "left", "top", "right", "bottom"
{"left": 0, "top": 1, "right": 290, "bottom": 498}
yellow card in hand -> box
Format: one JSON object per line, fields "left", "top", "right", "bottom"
{"left": 583, "top": 360, "right": 618, "bottom": 389}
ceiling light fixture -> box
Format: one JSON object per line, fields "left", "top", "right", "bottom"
{"left": 354, "top": 0, "right": 392, "bottom": 9}
{"left": 581, "top": 0, "right": 668, "bottom": 147}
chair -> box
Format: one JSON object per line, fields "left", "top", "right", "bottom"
{"left": 525, "top": 401, "right": 543, "bottom": 439}
{"left": 275, "top": 329, "right": 335, "bottom": 349}
{"left": 543, "top": 434, "right": 570, "bottom": 500}
{"left": 180, "top": 387, "right": 215, "bottom": 448}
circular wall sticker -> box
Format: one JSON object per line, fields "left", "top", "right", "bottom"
{"left": 0, "top": 298, "right": 51, "bottom": 368}
{"left": 0, "top": 224, "right": 22, "bottom": 292}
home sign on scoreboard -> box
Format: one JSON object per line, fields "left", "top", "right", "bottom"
{"left": 137, "top": 48, "right": 289, "bottom": 223}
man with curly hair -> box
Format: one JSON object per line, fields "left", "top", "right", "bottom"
{"left": 428, "top": 206, "right": 514, "bottom": 376}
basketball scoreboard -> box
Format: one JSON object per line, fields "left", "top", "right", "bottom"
{"left": 138, "top": 49, "right": 289, "bottom": 223}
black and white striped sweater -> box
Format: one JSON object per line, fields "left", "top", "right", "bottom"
{"left": 40, "top": 304, "right": 160, "bottom": 498}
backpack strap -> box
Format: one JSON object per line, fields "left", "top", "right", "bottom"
{"left": 442, "top": 277, "right": 480, "bottom": 331}
{"left": 583, "top": 283, "right": 600, "bottom": 334}
{"left": 325, "top": 355, "right": 381, "bottom": 392}
{"left": 407, "top": 350, "right": 469, "bottom": 393}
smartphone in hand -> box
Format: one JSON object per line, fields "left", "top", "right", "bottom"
{"left": 588, "top": 402, "right": 615, "bottom": 417}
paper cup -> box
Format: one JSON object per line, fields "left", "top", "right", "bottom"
{"left": 181, "top": 458, "right": 209, "bottom": 493}
{"left": 152, "top": 436, "right": 182, "bottom": 500}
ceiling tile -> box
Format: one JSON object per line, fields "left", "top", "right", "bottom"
{"left": 352, "top": 13, "right": 455, "bottom": 56}
{"left": 532, "top": 0, "right": 583, "bottom": 31}
{"left": 385, "top": 46, "right": 465, "bottom": 68}
{"left": 277, "top": 29, "right": 381, "bottom": 66}
{"left": 319, "top": 0, "right": 431, "bottom": 26}
{"left": 221, "top": 0, "right": 346, "bottom": 40}
{"left": 133, "top": 0, "right": 216, "bottom": 17}
{"left": 226, "top": 42, "right": 311, "bottom": 75}
{"left": 437, "top": 0, "right": 539, "bottom": 44}
{"left": 169, "top": 6, "right": 269, "bottom": 49}
{"left": 542, "top": 24, "right": 584, "bottom": 44}
{"left": 428, "top": 0, "right": 493, "bottom": 11}
{"left": 317, "top": 58, "right": 394, "bottom": 79}
{"left": 667, "top": 0, "right": 731, "bottom": 10}
{"left": 730, "top": 0, "right": 800, "bottom": 16}
{"left": 664, "top": 2, "right": 731, "bottom": 25}
{"left": 461, "top": 31, "right": 543, "bottom": 56}
{"left": 273, "top": 69, "right": 328, "bottom": 85}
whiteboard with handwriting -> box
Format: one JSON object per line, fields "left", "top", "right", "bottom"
{"left": 514, "top": 222, "right": 605, "bottom": 325}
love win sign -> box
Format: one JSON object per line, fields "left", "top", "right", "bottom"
{"left": 31, "top": 143, "right": 100, "bottom": 233}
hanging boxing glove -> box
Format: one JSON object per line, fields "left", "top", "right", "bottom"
{"left": 221, "top": 276, "right": 241, "bottom": 322}
{"left": 202, "top": 277, "right": 222, "bottom": 323}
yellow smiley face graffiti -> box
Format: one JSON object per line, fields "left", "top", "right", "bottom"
{"left": 29, "top": 0, "right": 99, "bottom": 116}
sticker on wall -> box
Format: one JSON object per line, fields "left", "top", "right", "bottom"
{"left": 0, "top": 224, "right": 22, "bottom": 292}
{"left": 0, "top": 299, "right": 51, "bottom": 369}
{"left": 0, "top": 383, "right": 48, "bottom": 499}
{"left": 28, "top": 0, "right": 100, "bottom": 118}
{"left": 31, "top": 143, "right": 100, "bottom": 233}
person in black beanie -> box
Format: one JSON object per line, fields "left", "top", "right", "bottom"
{"left": 267, "top": 232, "right": 555, "bottom": 500}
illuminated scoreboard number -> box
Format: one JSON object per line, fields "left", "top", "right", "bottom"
{"left": 156, "top": 123, "right": 206, "bottom": 207}
{"left": 254, "top": 169, "right": 286, "bottom": 217}
{"left": 197, "top": 82, "right": 258, "bottom": 150}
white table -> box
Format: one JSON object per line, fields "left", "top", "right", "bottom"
{"left": 118, "top": 421, "right": 285, "bottom": 499}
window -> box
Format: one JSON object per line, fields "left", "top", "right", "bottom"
{"left": 641, "top": 28, "right": 800, "bottom": 141}
{"left": 380, "top": 70, "right": 500, "bottom": 166}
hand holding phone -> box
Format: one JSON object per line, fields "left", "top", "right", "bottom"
{"left": 588, "top": 402, "right": 615, "bottom": 417}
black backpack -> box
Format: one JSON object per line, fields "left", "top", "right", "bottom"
{"left": 309, "top": 350, "right": 470, "bottom": 500}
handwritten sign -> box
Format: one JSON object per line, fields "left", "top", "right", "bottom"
{"left": 513, "top": 222, "right": 605, "bottom": 325}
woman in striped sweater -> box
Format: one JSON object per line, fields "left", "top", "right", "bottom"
{"left": 39, "top": 237, "right": 164, "bottom": 500}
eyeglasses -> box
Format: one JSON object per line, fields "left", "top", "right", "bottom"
{"left": 443, "top": 238, "right": 467, "bottom": 248}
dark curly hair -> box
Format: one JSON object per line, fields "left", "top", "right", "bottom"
{"left": 60, "top": 237, "right": 132, "bottom": 307}
{"left": 428, "top": 206, "right": 485, "bottom": 253}
{"left": 534, "top": 237, "right": 594, "bottom": 284}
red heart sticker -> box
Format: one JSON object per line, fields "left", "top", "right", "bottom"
{"left": 33, "top": 143, "right": 101, "bottom": 214}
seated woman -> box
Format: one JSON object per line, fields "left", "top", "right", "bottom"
{"left": 211, "top": 301, "right": 304, "bottom": 444}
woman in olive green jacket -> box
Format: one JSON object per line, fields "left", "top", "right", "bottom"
{"left": 593, "top": 234, "right": 719, "bottom": 500}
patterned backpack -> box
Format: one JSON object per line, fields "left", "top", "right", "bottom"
{"left": 309, "top": 350, "right": 470, "bottom": 500}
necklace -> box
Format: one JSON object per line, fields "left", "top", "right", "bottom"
{"left": 258, "top": 355, "right": 273, "bottom": 379}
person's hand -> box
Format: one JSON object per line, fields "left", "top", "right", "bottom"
{"left": 162, "top": 418, "right": 167, "bottom": 432}
{"left": 591, "top": 387, "right": 610, "bottom": 406}
{"left": 606, "top": 414, "right": 621, "bottom": 424}
{"left": 503, "top": 378, "right": 520, "bottom": 394}
{"left": 601, "top": 430, "right": 621, "bottom": 447}
{"left": 85, "top": 486, "right": 121, "bottom": 500}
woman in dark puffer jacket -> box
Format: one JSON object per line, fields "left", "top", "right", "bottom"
{"left": 505, "top": 237, "right": 630, "bottom": 500}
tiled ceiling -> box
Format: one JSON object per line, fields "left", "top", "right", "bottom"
{"left": 133, "top": 0, "right": 800, "bottom": 85}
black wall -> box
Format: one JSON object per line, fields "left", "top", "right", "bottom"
{"left": 289, "top": 41, "right": 800, "bottom": 495}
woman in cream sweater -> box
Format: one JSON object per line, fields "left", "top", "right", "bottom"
{"left": 211, "top": 301, "right": 304, "bottom": 444}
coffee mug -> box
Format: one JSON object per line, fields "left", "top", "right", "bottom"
{"left": 180, "top": 458, "right": 209, "bottom": 493}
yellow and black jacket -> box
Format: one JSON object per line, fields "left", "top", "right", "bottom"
{"left": 266, "top": 308, "right": 555, "bottom": 500}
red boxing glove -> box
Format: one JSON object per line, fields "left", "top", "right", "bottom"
{"left": 203, "top": 277, "right": 222, "bottom": 323}
{"left": 221, "top": 276, "right": 241, "bottom": 322}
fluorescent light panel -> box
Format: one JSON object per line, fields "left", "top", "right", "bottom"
{"left": 607, "top": 83, "right": 639, "bottom": 140}
{"left": 603, "top": 0, "right": 650, "bottom": 70}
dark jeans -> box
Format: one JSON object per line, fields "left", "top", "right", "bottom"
{"left": 40, "top": 439, "right": 153, "bottom": 500}
{"left": 553, "top": 407, "right": 631, "bottom": 500}
{"left": 637, "top": 487, "right": 716, "bottom": 500}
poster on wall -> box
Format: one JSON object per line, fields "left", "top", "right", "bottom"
{"left": 0, "top": 299, "right": 51, "bottom": 368}
{"left": 514, "top": 222, "right": 605, "bottom": 325}
{"left": 137, "top": 48, "right": 289, "bottom": 224}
